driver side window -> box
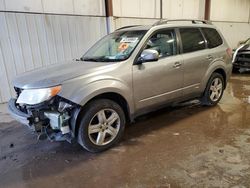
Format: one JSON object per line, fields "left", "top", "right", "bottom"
{"left": 145, "top": 29, "right": 177, "bottom": 58}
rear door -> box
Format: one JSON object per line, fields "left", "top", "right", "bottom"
{"left": 178, "top": 27, "right": 210, "bottom": 97}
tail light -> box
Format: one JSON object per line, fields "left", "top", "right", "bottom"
{"left": 226, "top": 48, "right": 233, "bottom": 59}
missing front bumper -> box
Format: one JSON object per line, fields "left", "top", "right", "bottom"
{"left": 8, "top": 98, "right": 74, "bottom": 143}
{"left": 8, "top": 98, "right": 31, "bottom": 126}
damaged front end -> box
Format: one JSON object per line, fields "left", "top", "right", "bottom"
{"left": 233, "top": 43, "right": 250, "bottom": 69}
{"left": 8, "top": 87, "right": 80, "bottom": 143}
{"left": 234, "top": 51, "right": 250, "bottom": 69}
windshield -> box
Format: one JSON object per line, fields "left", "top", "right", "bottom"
{"left": 82, "top": 30, "right": 147, "bottom": 62}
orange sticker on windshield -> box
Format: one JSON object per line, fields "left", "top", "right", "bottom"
{"left": 118, "top": 43, "right": 129, "bottom": 51}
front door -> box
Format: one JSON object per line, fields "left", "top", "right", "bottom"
{"left": 133, "top": 29, "right": 184, "bottom": 110}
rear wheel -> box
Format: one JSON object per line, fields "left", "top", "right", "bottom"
{"left": 77, "top": 99, "right": 125, "bottom": 153}
{"left": 201, "top": 73, "right": 225, "bottom": 106}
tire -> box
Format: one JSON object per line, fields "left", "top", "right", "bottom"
{"left": 201, "top": 73, "right": 225, "bottom": 106}
{"left": 77, "top": 99, "right": 126, "bottom": 153}
{"left": 232, "top": 67, "right": 240, "bottom": 73}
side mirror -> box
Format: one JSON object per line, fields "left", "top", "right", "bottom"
{"left": 137, "top": 49, "right": 159, "bottom": 64}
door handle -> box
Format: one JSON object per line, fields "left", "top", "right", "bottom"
{"left": 206, "top": 55, "right": 213, "bottom": 61}
{"left": 173, "top": 62, "right": 182, "bottom": 68}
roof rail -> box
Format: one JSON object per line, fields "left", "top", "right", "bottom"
{"left": 153, "top": 19, "right": 212, "bottom": 26}
{"left": 115, "top": 25, "right": 142, "bottom": 31}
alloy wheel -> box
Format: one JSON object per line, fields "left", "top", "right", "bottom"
{"left": 209, "top": 77, "right": 223, "bottom": 102}
{"left": 88, "top": 109, "right": 120, "bottom": 146}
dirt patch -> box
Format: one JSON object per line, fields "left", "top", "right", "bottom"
{"left": 167, "top": 129, "right": 250, "bottom": 187}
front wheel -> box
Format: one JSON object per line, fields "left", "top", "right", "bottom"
{"left": 201, "top": 73, "right": 225, "bottom": 106}
{"left": 77, "top": 99, "right": 126, "bottom": 153}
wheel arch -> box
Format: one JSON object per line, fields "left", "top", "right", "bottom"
{"left": 213, "top": 68, "right": 227, "bottom": 89}
{"left": 201, "top": 63, "right": 228, "bottom": 93}
{"left": 71, "top": 92, "right": 132, "bottom": 138}
{"left": 200, "top": 68, "right": 226, "bottom": 106}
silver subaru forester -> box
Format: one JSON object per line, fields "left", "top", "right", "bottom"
{"left": 8, "top": 19, "right": 232, "bottom": 152}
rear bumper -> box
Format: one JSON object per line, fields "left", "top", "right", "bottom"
{"left": 8, "top": 98, "right": 31, "bottom": 126}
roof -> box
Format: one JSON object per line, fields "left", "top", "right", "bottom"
{"left": 153, "top": 19, "right": 212, "bottom": 26}
{"left": 115, "top": 19, "right": 215, "bottom": 32}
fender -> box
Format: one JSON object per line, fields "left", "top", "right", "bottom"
{"left": 60, "top": 78, "right": 134, "bottom": 114}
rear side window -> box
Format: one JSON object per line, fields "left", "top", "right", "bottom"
{"left": 202, "top": 28, "right": 223, "bottom": 48}
{"left": 179, "top": 28, "right": 206, "bottom": 53}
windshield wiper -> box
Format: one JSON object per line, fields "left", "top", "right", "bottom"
{"left": 83, "top": 56, "right": 104, "bottom": 62}
{"left": 83, "top": 56, "right": 118, "bottom": 62}
{"left": 83, "top": 55, "right": 127, "bottom": 62}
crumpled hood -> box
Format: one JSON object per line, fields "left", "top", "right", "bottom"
{"left": 13, "top": 60, "right": 113, "bottom": 89}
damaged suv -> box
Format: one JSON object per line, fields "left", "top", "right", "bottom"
{"left": 8, "top": 20, "right": 232, "bottom": 152}
{"left": 232, "top": 38, "right": 250, "bottom": 72}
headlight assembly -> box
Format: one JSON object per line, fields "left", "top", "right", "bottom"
{"left": 16, "top": 86, "right": 61, "bottom": 105}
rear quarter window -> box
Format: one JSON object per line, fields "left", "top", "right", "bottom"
{"left": 201, "top": 28, "right": 223, "bottom": 48}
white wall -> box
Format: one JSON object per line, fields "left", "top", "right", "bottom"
{"left": 113, "top": 0, "right": 161, "bottom": 18}
{"left": 0, "top": 0, "right": 105, "bottom": 16}
{"left": 112, "top": 0, "right": 160, "bottom": 30}
{"left": 210, "top": 0, "right": 249, "bottom": 22}
{"left": 0, "top": 0, "right": 107, "bottom": 103}
{"left": 162, "top": 0, "right": 205, "bottom": 19}
{"left": 210, "top": 0, "right": 250, "bottom": 48}
{"left": 112, "top": 0, "right": 205, "bottom": 19}
{"left": 111, "top": 0, "right": 206, "bottom": 30}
